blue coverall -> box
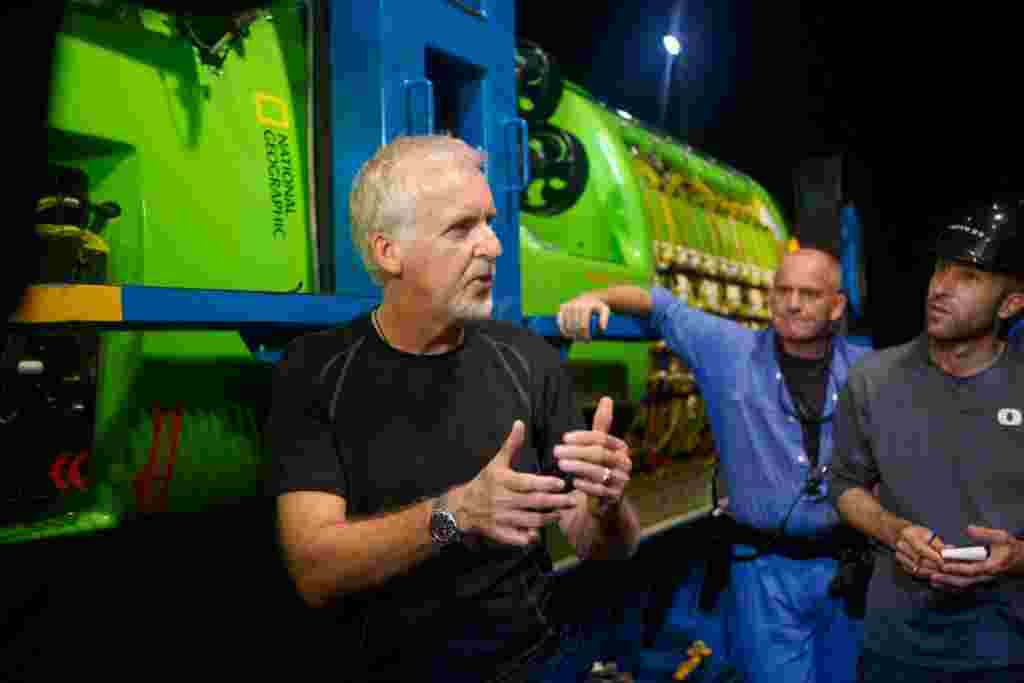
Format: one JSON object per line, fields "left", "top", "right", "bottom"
{"left": 649, "top": 287, "right": 870, "bottom": 683}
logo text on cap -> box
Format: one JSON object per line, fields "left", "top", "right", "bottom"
{"left": 997, "top": 408, "right": 1023, "bottom": 427}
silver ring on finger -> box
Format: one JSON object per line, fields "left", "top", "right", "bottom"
{"left": 601, "top": 467, "right": 612, "bottom": 485}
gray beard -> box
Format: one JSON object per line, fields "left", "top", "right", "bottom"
{"left": 448, "top": 295, "right": 493, "bottom": 321}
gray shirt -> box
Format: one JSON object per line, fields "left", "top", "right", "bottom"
{"left": 829, "top": 335, "right": 1024, "bottom": 671}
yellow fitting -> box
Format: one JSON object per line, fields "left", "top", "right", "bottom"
{"left": 674, "top": 641, "right": 713, "bottom": 680}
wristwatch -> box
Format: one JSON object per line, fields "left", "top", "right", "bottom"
{"left": 429, "top": 494, "right": 462, "bottom": 546}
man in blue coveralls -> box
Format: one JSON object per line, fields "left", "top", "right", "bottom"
{"left": 558, "top": 247, "right": 870, "bottom": 683}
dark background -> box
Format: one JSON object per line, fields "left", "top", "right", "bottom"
{"left": 517, "top": 0, "right": 1021, "bottom": 348}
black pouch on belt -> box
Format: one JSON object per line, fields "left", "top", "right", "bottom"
{"left": 827, "top": 526, "right": 874, "bottom": 618}
{"left": 698, "top": 513, "right": 737, "bottom": 613}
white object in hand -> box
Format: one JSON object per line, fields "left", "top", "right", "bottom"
{"left": 941, "top": 546, "right": 989, "bottom": 561}
{"left": 17, "top": 360, "right": 44, "bottom": 375}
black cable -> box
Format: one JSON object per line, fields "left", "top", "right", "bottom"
{"left": 777, "top": 488, "right": 807, "bottom": 538}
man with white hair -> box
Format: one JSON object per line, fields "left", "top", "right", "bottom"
{"left": 265, "top": 135, "right": 639, "bottom": 682}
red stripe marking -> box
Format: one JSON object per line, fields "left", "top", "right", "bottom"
{"left": 156, "top": 403, "right": 184, "bottom": 512}
{"left": 49, "top": 453, "right": 69, "bottom": 491}
{"left": 68, "top": 449, "right": 89, "bottom": 491}
{"left": 134, "top": 404, "right": 163, "bottom": 513}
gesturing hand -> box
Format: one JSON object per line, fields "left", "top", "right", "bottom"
{"left": 928, "top": 525, "right": 1024, "bottom": 592}
{"left": 452, "top": 421, "right": 576, "bottom": 547}
{"left": 894, "top": 524, "right": 945, "bottom": 581}
{"left": 554, "top": 397, "right": 632, "bottom": 512}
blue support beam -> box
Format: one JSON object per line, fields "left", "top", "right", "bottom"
{"left": 120, "top": 286, "right": 375, "bottom": 330}
{"left": 523, "top": 314, "right": 660, "bottom": 341}
{"left": 7, "top": 284, "right": 379, "bottom": 363}
{"left": 523, "top": 313, "right": 660, "bottom": 359}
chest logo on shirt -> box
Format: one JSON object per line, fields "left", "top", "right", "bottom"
{"left": 997, "top": 408, "right": 1023, "bottom": 427}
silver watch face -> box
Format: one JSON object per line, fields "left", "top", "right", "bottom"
{"left": 430, "top": 509, "right": 460, "bottom": 545}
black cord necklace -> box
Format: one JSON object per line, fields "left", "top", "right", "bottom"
{"left": 371, "top": 307, "right": 389, "bottom": 346}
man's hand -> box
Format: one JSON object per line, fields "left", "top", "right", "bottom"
{"left": 893, "top": 524, "right": 946, "bottom": 581}
{"left": 557, "top": 294, "right": 610, "bottom": 341}
{"left": 928, "top": 525, "right": 1024, "bottom": 592}
{"left": 450, "top": 421, "right": 576, "bottom": 547}
{"left": 554, "top": 397, "right": 632, "bottom": 512}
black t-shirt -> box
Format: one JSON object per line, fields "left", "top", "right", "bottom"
{"left": 265, "top": 314, "right": 585, "bottom": 680}
{"left": 776, "top": 343, "right": 831, "bottom": 469}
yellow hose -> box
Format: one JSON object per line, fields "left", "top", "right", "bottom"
{"left": 651, "top": 396, "right": 685, "bottom": 455}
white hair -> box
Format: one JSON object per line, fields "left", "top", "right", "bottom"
{"left": 348, "top": 135, "right": 486, "bottom": 284}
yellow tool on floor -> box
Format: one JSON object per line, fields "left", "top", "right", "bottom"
{"left": 674, "top": 640, "right": 712, "bottom": 680}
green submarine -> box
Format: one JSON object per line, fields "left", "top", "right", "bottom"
{"left": 3, "top": 1, "right": 791, "bottom": 546}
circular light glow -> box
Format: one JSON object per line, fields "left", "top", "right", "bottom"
{"left": 663, "top": 34, "right": 682, "bottom": 56}
{"left": 617, "top": 109, "right": 633, "bottom": 120}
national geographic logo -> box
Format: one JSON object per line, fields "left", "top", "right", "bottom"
{"left": 255, "top": 92, "right": 297, "bottom": 240}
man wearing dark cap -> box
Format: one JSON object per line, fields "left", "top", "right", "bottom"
{"left": 829, "top": 197, "right": 1024, "bottom": 681}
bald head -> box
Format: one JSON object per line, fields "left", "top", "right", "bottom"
{"left": 770, "top": 248, "right": 847, "bottom": 356}
{"left": 776, "top": 248, "right": 842, "bottom": 292}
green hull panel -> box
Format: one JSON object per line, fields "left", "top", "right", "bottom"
{"left": 519, "top": 80, "right": 790, "bottom": 408}
{"left": 3, "top": 4, "right": 312, "bottom": 543}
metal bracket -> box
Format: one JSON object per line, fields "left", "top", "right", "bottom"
{"left": 402, "top": 78, "right": 435, "bottom": 136}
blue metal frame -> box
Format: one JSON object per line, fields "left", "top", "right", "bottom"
{"left": 327, "top": 0, "right": 525, "bottom": 323}
{"left": 524, "top": 313, "right": 660, "bottom": 360}
{"left": 7, "top": 285, "right": 374, "bottom": 362}
{"left": 839, "top": 203, "right": 865, "bottom": 322}
{"left": 13, "top": 2, "right": 658, "bottom": 357}
{"left": 9, "top": 289, "right": 658, "bottom": 367}
{"left": 120, "top": 287, "right": 373, "bottom": 330}
{"left": 523, "top": 314, "right": 658, "bottom": 341}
